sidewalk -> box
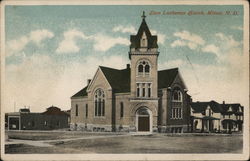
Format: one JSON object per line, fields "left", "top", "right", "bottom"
{"left": 5, "top": 133, "right": 131, "bottom": 147}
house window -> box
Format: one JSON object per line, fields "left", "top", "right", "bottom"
{"left": 94, "top": 89, "right": 105, "bottom": 117}
{"left": 86, "top": 104, "right": 88, "bottom": 118}
{"left": 44, "top": 121, "right": 47, "bottom": 126}
{"left": 57, "top": 121, "right": 60, "bottom": 126}
{"left": 136, "top": 82, "right": 152, "bottom": 98}
{"left": 171, "top": 89, "right": 183, "bottom": 119}
{"left": 75, "top": 104, "right": 78, "bottom": 116}
{"left": 120, "top": 102, "right": 124, "bottom": 118}
{"left": 137, "top": 60, "right": 150, "bottom": 76}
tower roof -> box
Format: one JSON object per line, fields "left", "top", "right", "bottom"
{"left": 130, "top": 12, "right": 158, "bottom": 49}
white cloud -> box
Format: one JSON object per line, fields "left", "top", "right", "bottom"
{"left": 56, "top": 29, "right": 130, "bottom": 53}
{"left": 5, "top": 54, "right": 129, "bottom": 113}
{"left": 171, "top": 40, "right": 186, "bottom": 47}
{"left": 112, "top": 25, "right": 136, "bottom": 34}
{"left": 151, "top": 29, "right": 166, "bottom": 44}
{"left": 171, "top": 30, "right": 205, "bottom": 50}
{"left": 56, "top": 29, "right": 87, "bottom": 54}
{"left": 202, "top": 44, "right": 220, "bottom": 56}
{"left": 29, "top": 29, "right": 54, "bottom": 46}
{"left": 91, "top": 34, "right": 130, "bottom": 52}
{"left": 215, "top": 32, "right": 240, "bottom": 48}
{"left": 6, "top": 29, "right": 54, "bottom": 57}
{"left": 174, "top": 30, "right": 205, "bottom": 45}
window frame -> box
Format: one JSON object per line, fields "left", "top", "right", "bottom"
{"left": 120, "top": 102, "right": 124, "bottom": 118}
{"left": 94, "top": 88, "right": 105, "bottom": 117}
{"left": 171, "top": 89, "right": 183, "bottom": 119}
{"left": 75, "top": 104, "right": 78, "bottom": 117}
{"left": 136, "top": 60, "right": 151, "bottom": 77}
{"left": 136, "top": 82, "right": 152, "bottom": 98}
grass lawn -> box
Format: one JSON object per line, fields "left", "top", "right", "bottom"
{"left": 52, "top": 134, "right": 243, "bottom": 153}
{"left": 5, "top": 131, "right": 243, "bottom": 154}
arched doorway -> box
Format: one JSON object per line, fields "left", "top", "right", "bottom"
{"left": 136, "top": 107, "right": 152, "bottom": 132}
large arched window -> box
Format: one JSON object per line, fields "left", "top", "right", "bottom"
{"left": 171, "top": 89, "right": 183, "bottom": 119}
{"left": 137, "top": 60, "right": 150, "bottom": 76}
{"left": 94, "top": 89, "right": 105, "bottom": 117}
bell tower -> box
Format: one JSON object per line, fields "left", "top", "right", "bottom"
{"left": 129, "top": 11, "right": 159, "bottom": 100}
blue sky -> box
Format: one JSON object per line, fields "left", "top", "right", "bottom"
{"left": 4, "top": 5, "right": 248, "bottom": 112}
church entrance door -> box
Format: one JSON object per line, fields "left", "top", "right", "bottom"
{"left": 136, "top": 107, "right": 152, "bottom": 132}
{"left": 138, "top": 116, "right": 149, "bottom": 131}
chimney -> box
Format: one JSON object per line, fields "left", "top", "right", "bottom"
{"left": 126, "top": 64, "right": 130, "bottom": 69}
{"left": 223, "top": 101, "right": 225, "bottom": 105}
{"left": 87, "top": 79, "right": 91, "bottom": 85}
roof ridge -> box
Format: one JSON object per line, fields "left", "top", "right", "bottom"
{"left": 99, "top": 66, "right": 122, "bottom": 71}
{"left": 158, "top": 67, "right": 178, "bottom": 72}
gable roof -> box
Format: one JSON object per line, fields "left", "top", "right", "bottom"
{"left": 190, "top": 101, "right": 210, "bottom": 113}
{"left": 221, "top": 103, "right": 243, "bottom": 114}
{"left": 71, "top": 86, "right": 88, "bottom": 98}
{"left": 130, "top": 18, "right": 158, "bottom": 49}
{"left": 100, "top": 66, "right": 130, "bottom": 93}
{"left": 71, "top": 66, "right": 179, "bottom": 98}
{"left": 42, "top": 106, "right": 69, "bottom": 116}
{"left": 158, "top": 68, "right": 179, "bottom": 89}
{"left": 191, "top": 101, "right": 243, "bottom": 114}
{"left": 190, "top": 100, "right": 222, "bottom": 113}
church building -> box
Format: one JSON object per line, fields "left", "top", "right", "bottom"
{"left": 70, "top": 13, "right": 191, "bottom": 133}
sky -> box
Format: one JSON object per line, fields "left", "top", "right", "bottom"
{"left": 4, "top": 5, "right": 248, "bottom": 112}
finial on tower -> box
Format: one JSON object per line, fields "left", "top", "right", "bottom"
{"left": 141, "top": 11, "right": 146, "bottom": 19}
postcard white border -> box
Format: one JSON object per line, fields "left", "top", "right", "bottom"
{"left": 1, "top": 0, "right": 249, "bottom": 160}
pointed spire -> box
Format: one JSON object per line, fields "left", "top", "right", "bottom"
{"left": 141, "top": 11, "right": 146, "bottom": 20}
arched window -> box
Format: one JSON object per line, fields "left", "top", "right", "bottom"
{"left": 137, "top": 60, "right": 150, "bottom": 76}
{"left": 173, "top": 90, "right": 182, "bottom": 102}
{"left": 171, "top": 89, "right": 183, "bottom": 119}
{"left": 145, "top": 64, "right": 150, "bottom": 73}
{"left": 94, "top": 89, "right": 105, "bottom": 117}
{"left": 138, "top": 64, "right": 143, "bottom": 73}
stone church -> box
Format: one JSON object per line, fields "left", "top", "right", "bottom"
{"left": 70, "top": 13, "right": 191, "bottom": 133}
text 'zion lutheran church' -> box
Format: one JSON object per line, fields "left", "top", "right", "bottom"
{"left": 70, "top": 13, "right": 191, "bottom": 133}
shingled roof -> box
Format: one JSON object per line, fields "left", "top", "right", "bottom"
{"left": 71, "top": 66, "right": 179, "bottom": 98}
{"left": 71, "top": 86, "right": 88, "bottom": 98}
{"left": 42, "top": 106, "right": 69, "bottom": 116}
{"left": 100, "top": 66, "right": 130, "bottom": 93}
{"left": 158, "top": 68, "right": 178, "bottom": 89}
{"left": 221, "top": 103, "right": 243, "bottom": 114}
{"left": 130, "top": 17, "right": 158, "bottom": 49}
{"left": 191, "top": 101, "right": 243, "bottom": 114}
